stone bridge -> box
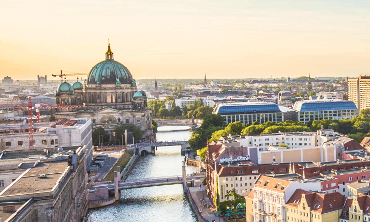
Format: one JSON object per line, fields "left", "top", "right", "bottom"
{"left": 127, "top": 141, "right": 191, "bottom": 156}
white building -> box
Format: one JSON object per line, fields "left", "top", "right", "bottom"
{"left": 0, "top": 118, "right": 93, "bottom": 166}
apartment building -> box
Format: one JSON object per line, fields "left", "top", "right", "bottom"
{"left": 348, "top": 76, "right": 370, "bottom": 110}
{"left": 340, "top": 195, "right": 370, "bottom": 222}
{"left": 285, "top": 189, "right": 346, "bottom": 222}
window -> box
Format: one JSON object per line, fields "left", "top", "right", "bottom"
{"left": 245, "top": 183, "right": 247, "bottom": 186}
{"left": 50, "top": 140, "right": 54, "bottom": 145}
{"left": 349, "top": 177, "right": 353, "bottom": 181}
{"left": 5, "top": 142, "right": 11, "bottom": 147}
{"left": 55, "top": 139, "right": 58, "bottom": 144}
{"left": 363, "top": 175, "right": 367, "bottom": 179}
{"left": 231, "top": 184, "right": 233, "bottom": 187}
{"left": 226, "top": 178, "right": 228, "bottom": 181}
{"left": 235, "top": 177, "right": 238, "bottom": 181}
{"left": 252, "top": 169, "right": 259, "bottom": 173}
{"left": 240, "top": 177, "right": 242, "bottom": 181}
{"left": 18, "top": 141, "right": 23, "bottom": 147}
{"left": 126, "top": 119, "right": 129, "bottom": 124}
{"left": 331, "top": 183, "right": 336, "bottom": 187}
{"left": 226, "top": 184, "right": 228, "bottom": 187}
{"left": 42, "top": 140, "right": 47, "bottom": 145}
{"left": 0, "top": 180, "right": 4, "bottom": 187}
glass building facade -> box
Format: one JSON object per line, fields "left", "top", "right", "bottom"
{"left": 293, "top": 100, "right": 359, "bottom": 124}
{"left": 214, "top": 102, "right": 284, "bottom": 125}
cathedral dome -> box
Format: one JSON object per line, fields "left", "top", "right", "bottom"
{"left": 72, "top": 81, "right": 83, "bottom": 90}
{"left": 87, "top": 43, "right": 135, "bottom": 86}
{"left": 58, "top": 82, "right": 74, "bottom": 92}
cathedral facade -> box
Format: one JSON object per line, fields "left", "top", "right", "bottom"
{"left": 55, "top": 43, "right": 153, "bottom": 139}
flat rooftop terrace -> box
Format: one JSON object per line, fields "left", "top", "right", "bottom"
{"left": 0, "top": 161, "right": 68, "bottom": 197}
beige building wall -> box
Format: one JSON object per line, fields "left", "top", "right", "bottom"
{"left": 302, "top": 148, "right": 321, "bottom": 162}
{"left": 283, "top": 150, "right": 301, "bottom": 163}
{"left": 260, "top": 146, "right": 336, "bottom": 164}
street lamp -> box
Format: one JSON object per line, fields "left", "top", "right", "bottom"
{"left": 101, "top": 135, "right": 103, "bottom": 147}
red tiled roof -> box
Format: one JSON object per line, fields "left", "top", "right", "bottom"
{"left": 286, "top": 189, "right": 346, "bottom": 213}
{"left": 217, "top": 164, "right": 290, "bottom": 177}
{"left": 254, "top": 175, "right": 291, "bottom": 193}
{"left": 343, "top": 139, "right": 363, "bottom": 151}
{"left": 356, "top": 195, "right": 370, "bottom": 215}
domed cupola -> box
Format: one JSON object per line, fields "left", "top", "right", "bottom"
{"left": 87, "top": 41, "right": 135, "bottom": 86}
{"left": 58, "top": 82, "right": 74, "bottom": 93}
{"left": 133, "top": 90, "right": 146, "bottom": 100}
{"left": 72, "top": 81, "right": 83, "bottom": 90}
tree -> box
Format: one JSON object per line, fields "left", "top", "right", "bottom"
{"left": 210, "top": 129, "right": 227, "bottom": 143}
{"left": 224, "top": 121, "right": 245, "bottom": 135}
{"left": 92, "top": 127, "right": 110, "bottom": 146}
{"left": 152, "top": 120, "right": 158, "bottom": 133}
{"left": 114, "top": 124, "right": 142, "bottom": 144}
{"left": 188, "top": 133, "right": 206, "bottom": 150}
{"left": 170, "top": 106, "right": 182, "bottom": 117}
{"left": 182, "top": 105, "right": 188, "bottom": 117}
{"left": 158, "top": 108, "right": 170, "bottom": 118}
{"left": 195, "top": 106, "right": 213, "bottom": 119}
{"left": 199, "top": 147, "right": 208, "bottom": 161}
{"left": 242, "top": 125, "right": 266, "bottom": 135}
{"left": 201, "top": 114, "right": 225, "bottom": 129}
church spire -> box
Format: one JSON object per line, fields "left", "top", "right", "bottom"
{"left": 105, "top": 39, "right": 114, "bottom": 60}
{"left": 155, "top": 78, "right": 158, "bottom": 91}
{"left": 204, "top": 73, "right": 207, "bottom": 86}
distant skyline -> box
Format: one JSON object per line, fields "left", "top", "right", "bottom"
{"left": 1, "top": 0, "right": 370, "bottom": 80}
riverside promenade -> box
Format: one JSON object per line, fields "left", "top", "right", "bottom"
{"left": 188, "top": 186, "right": 223, "bottom": 222}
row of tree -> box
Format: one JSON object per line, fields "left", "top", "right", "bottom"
{"left": 147, "top": 97, "right": 213, "bottom": 119}
{"left": 92, "top": 124, "right": 143, "bottom": 146}
{"left": 189, "top": 109, "right": 370, "bottom": 151}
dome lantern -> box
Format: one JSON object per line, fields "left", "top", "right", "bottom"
{"left": 105, "top": 39, "right": 114, "bottom": 60}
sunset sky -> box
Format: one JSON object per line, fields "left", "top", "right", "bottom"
{"left": 1, "top": 0, "right": 370, "bottom": 80}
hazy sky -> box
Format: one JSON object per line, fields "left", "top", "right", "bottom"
{"left": 1, "top": 0, "right": 370, "bottom": 80}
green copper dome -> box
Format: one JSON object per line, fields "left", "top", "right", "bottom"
{"left": 87, "top": 43, "right": 135, "bottom": 86}
{"left": 58, "top": 82, "right": 74, "bottom": 92}
{"left": 72, "top": 81, "right": 83, "bottom": 90}
{"left": 133, "top": 90, "right": 146, "bottom": 98}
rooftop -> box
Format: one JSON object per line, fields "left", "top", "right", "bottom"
{"left": 293, "top": 99, "right": 357, "bottom": 112}
{"left": 214, "top": 102, "right": 281, "bottom": 115}
{"left": 0, "top": 161, "right": 68, "bottom": 198}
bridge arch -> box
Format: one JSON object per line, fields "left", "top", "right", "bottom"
{"left": 141, "top": 150, "right": 149, "bottom": 156}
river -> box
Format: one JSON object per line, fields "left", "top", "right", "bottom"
{"left": 87, "top": 126, "right": 198, "bottom": 222}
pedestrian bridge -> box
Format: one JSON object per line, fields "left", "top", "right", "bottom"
{"left": 90, "top": 174, "right": 204, "bottom": 191}
{"left": 127, "top": 141, "right": 190, "bottom": 156}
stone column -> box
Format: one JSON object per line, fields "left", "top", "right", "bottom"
{"left": 114, "top": 170, "right": 120, "bottom": 200}
{"left": 182, "top": 161, "right": 186, "bottom": 190}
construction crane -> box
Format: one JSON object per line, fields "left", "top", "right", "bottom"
{"left": 28, "top": 97, "right": 34, "bottom": 149}
{"left": 52, "top": 70, "right": 87, "bottom": 83}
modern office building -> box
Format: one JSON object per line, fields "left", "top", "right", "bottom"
{"left": 214, "top": 102, "right": 286, "bottom": 125}
{"left": 293, "top": 99, "right": 358, "bottom": 124}
{"left": 348, "top": 76, "right": 370, "bottom": 110}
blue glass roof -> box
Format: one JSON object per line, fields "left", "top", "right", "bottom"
{"left": 215, "top": 103, "right": 281, "bottom": 115}
{"left": 294, "top": 100, "right": 358, "bottom": 112}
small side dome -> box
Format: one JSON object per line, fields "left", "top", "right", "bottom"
{"left": 133, "top": 91, "right": 146, "bottom": 99}
{"left": 72, "top": 82, "right": 83, "bottom": 90}
{"left": 58, "top": 82, "right": 74, "bottom": 92}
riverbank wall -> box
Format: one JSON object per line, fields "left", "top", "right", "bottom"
{"left": 120, "top": 153, "right": 140, "bottom": 181}
{"left": 185, "top": 188, "right": 207, "bottom": 222}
